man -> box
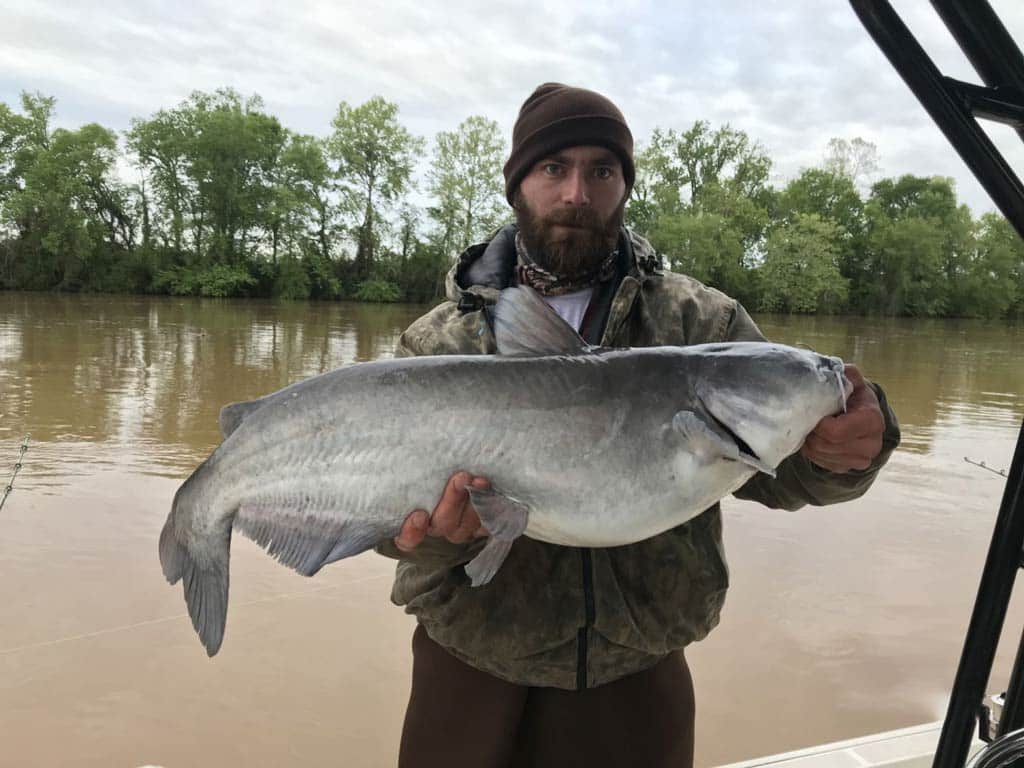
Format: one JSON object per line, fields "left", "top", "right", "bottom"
{"left": 376, "top": 83, "right": 900, "bottom": 767}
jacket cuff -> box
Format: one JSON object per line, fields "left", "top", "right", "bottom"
{"left": 375, "top": 535, "right": 485, "bottom": 570}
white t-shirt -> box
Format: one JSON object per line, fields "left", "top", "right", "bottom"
{"left": 542, "top": 287, "right": 594, "bottom": 333}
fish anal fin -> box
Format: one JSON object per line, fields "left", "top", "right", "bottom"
{"left": 463, "top": 487, "right": 529, "bottom": 586}
{"left": 236, "top": 503, "right": 385, "bottom": 577}
{"left": 493, "top": 286, "right": 592, "bottom": 357}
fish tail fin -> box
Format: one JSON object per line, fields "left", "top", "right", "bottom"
{"left": 159, "top": 501, "right": 232, "bottom": 658}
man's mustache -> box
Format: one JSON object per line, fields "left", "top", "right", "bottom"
{"left": 543, "top": 207, "right": 604, "bottom": 230}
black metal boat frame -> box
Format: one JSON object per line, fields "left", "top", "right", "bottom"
{"left": 850, "top": 2, "right": 1024, "bottom": 767}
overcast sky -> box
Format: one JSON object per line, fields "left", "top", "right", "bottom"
{"left": 3, "top": 0, "right": 1023, "bottom": 216}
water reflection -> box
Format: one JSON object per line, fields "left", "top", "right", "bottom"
{"left": 0, "top": 293, "right": 429, "bottom": 478}
{"left": 0, "top": 292, "right": 1021, "bottom": 483}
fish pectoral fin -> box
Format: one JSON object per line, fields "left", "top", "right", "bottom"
{"left": 493, "top": 286, "right": 593, "bottom": 357}
{"left": 463, "top": 487, "right": 530, "bottom": 587}
{"left": 236, "top": 504, "right": 382, "bottom": 577}
{"left": 671, "top": 411, "right": 776, "bottom": 478}
{"left": 464, "top": 539, "right": 515, "bottom": 588}
{"left": 736, "top": 452, "right": 777, "bottom": 478}
{"left": 671, "top": 410, "right": 736, "bottom": 458}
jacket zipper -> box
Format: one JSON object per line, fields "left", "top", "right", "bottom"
{"left": 574, "top": 232, "right": 639, "bottom": 692}
{"left": 577, "top": 547, "right": 596, "bottom": 690}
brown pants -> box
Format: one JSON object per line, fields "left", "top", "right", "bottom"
{"left": 398, "top": 625, "right": 695, "bottom": 768}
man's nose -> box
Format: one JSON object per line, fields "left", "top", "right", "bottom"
{"left": 560, "top": 169, "right": 591, "bottom": 206}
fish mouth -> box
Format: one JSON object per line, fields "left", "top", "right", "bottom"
{"left": 703, "top": 406, "right": 762, "bottom": 463}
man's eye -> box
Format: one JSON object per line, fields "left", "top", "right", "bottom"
{"left": 595, "top": 167, "right": 614, "bottom": 179}
{"left": 543, "top": 163, "right": 563, "bottom": 175}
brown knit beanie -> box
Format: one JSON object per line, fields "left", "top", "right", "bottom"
{"left": 503, "top": 83, "right": 635, "bottom": 204}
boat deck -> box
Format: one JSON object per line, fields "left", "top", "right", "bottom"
{"left": 718, "top": 722, "right": 984, "bottom": 768}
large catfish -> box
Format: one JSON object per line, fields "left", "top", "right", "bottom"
{"left": 160, "top": 286, "right": 851, "bottom": 656}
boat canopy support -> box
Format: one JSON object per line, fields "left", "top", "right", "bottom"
{"left": 851, "top": 2, "right": 1024, "bottom": 768}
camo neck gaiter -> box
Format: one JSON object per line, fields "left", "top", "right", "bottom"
{"left": 514, "top": 231, "right": 618, "bottom": 297}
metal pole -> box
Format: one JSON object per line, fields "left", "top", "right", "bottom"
{"left": 930, "top": 419, "right": 1024, "bottom": 768}
{"left": 849, "top": 0, "right": 1024, "bottom": 241}
{"left": 998, "top": 621, "right": 1024, "bottom": 737}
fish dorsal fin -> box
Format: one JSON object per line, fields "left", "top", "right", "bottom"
{"left": 218, "top": 399, "right": 264, "bottom": 438}
{"left": 493, "top": 286, "right": 591, "bottom": 357}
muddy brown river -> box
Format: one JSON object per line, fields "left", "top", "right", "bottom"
{"left": 0, "top": 291, "right": 1021, "bottom": 767}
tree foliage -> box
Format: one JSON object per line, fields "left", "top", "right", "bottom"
{"left": 328, "top": 97, "right": 424, "bottom": 282}
{"left": 760, "top": 214, "right": 849, "bottom": 313}
{"left": 631, "top": 121, "right": 773, "bottom": 306}
{"left": 428, "top": 115, "right": 508, "bottom": 259}
{"left": 1, "top": 90, "right": 1021, "bottom": 319}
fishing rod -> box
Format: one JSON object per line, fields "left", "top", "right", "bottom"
{"left": 965, "top": 457, "right": 1009, "bottom": 479}
{"left": 0, "top": 435, "right": 29, "bottom": 513}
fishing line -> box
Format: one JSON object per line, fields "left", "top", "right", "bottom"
{"left": 0, "top": 571, "right": 389, "bottom": 655}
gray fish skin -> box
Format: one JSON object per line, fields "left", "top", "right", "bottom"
{"left": 159, "top": 287, "right": 850, "bottom": 656}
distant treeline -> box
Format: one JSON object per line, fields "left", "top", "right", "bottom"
{"left": 1, "top": 88, "right": 1022, "bottom": 318}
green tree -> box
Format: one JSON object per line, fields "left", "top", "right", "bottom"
{"left": 864, "top": 175, "right": 972, "bottom": 316}
{"left": 188, "top": 89, "right": 285, "bottom": 267}
{"left": 126, "top": 101, "right": 196, "bottom": 256}
{"left": 631, "top": 121, "right": 773, "bottom": 305}
{"left": 0, "top": 94, "right": 128, "bottom": 291}
{"left": 328, "top": 97, "right": 424, "bottom": 281}
{"left": 759, "top": 214, "right": 849, "bottom": 314}
{"left": 128, "top": 89, "right": 288, "bottom": 295}
{"left": 776, "top": 168, "right": 868, "bottom": 305}
{"left": 427, "top": 115, "right": 507, "bottom": 258}
{"left": 951, "top": 212, "right": 1024, "bottom": 318}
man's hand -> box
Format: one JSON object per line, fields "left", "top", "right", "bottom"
{"left": 800, "top": 365, "right": 885, "bottom": 473}
{"left": 394, "top": 471, "right": 491, "bottom": 552}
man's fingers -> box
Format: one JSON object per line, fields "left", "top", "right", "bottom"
{"left": 803, "top": 433, "right": 881, "bottom": 458}
{"left": 450, "top": 476, "right": 490, "bottom": 543}
{"left": 843, "top": 363, "right": 865, "bottom": 388}
{"left": 427, "top": 471, "right": 473, "bottom": 538}
{"left": 396, "top": 472, "right": 493, "bottom": 550}
{"left": 394, "top": 508, "right": 430, "bottom": 552}
{"left": 811, "top": 386, "right": 883, "bottom": 444}
{"left": 801, "top": 435, "right": 878, "bottom": 472}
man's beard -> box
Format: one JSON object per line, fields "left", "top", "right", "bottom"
{"left": 514, "top": 192, "right": 624, "bottom": 277}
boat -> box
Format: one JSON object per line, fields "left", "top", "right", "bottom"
{"left": 728, "top": 2, "right": 1024, "bottom": 767}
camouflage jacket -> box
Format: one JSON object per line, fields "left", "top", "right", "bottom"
{"left": 376, "top": 224, "right": 901, "bottom": 690}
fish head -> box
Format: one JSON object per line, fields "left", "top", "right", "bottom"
{"left": 693, "top": 343, "right": 851, "bottom": 469}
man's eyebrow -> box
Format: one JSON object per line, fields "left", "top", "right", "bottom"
{"left": 590, "top": 151, "right": 619, "bottom": 166}
{"left": 541, "top": 153, "right": 572, "bottom": 165}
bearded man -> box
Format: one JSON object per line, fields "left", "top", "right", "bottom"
{"left": 376, "top": 83, "right": 901, "bottom": 768}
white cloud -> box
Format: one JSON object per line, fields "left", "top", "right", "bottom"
{"left": 2, "top": 0, "right": 1023, "bottom": 215}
